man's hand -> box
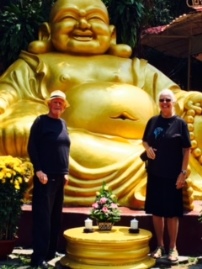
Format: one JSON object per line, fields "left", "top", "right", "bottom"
{"left": 36, "top": 170, "right": 48, "bottom": 184}
{"left": 64, "top": 174, "right": 69, "bottom": 186}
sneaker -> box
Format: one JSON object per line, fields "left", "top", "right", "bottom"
{"left": 150, "top": 246, "right": 165, "bottom": 259}
{"left": 167, "top": 248, "right": 179, "bottom": 262}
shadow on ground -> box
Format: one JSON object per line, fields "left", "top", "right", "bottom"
{"left": 0, "top": 248, "right": 201, "bottom": 268}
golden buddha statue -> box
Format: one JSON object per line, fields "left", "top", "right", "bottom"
{"left": 0, "top": 0, "right": 201, "bottom": 209}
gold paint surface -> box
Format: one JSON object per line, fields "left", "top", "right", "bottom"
{"left": 0, "top": 0, "right": 201, "bottom": 209}
{"left": 60, "top": 226, "right": 155, "bottom": 268}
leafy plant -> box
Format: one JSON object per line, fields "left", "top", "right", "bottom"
{"left": 144, "top": 0, "right": 190, "bottom": 27}
{"left": 104, "top": 0, "right": 145, "bottom": 49}
{"left": 0, "top": 156, "right": 33, "bottom": 240}
{"left": 0, "top": 0, "right": 192, "bottom": 73}
{"left": 90, "top": 182, "right": 121, "bottom": 223}
{"left": 0, "top": 0, "right": 55, "bottom": 71}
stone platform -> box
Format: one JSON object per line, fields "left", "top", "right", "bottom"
{"left": 17, "top": 201, "right": 202, "bottom": 256}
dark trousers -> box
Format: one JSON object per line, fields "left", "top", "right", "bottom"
{"left": 31, "top": 174, "right": 65, "bottom": 265}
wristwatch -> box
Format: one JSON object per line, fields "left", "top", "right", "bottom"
{"left": 181, "top": 170, "right": 187, "bottom": 175}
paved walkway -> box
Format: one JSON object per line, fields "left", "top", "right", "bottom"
{"left": 0, "top": 248, "right": 201, "bottom": 268}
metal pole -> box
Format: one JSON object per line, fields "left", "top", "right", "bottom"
{"left": 187, "top": 38, "right": 191, "bottom": 90}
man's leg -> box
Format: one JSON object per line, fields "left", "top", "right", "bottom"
{"left": 31, "top": 176, "right": 51, "bottom": 266}
{"left": 46, "top": 176, "right": 64, "bottom": 260}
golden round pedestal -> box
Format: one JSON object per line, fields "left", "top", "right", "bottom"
{"left": 60, "top": 226, "right": 155, "bottom": 269}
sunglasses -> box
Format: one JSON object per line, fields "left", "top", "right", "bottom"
{"left": 159, "top": 98, "right": 172, "bottom": 103}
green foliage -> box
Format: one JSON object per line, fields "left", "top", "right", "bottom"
{"left": 1, "top": 264, "right": 16, "bottom": 269}
{"left": 102, "top": 0, "right": 190, "bottom": 50}
{"left": 198, "top": 211, "right": 202, "bottom": 223}
{"left": 90, "top": 182, "right": 121, "bottom": 223}
{"left": 104, "top": 0, "right": 145, "bottom": 49}
{"left": 0, "top": 0, "right": 55, "bottom": 70}
{"left": 0, "top": 0, "right": 192, "bottom": 73}
{"left": 144, "top": 0, "right": 190, "bottom": 27}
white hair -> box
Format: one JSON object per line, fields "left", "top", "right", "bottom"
{"left": 158, "top": 88, "right": 176, "bottom": 102}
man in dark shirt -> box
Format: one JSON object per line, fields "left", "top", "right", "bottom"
{"left": 27, "top": 90, "right": 71, "bottom": 269}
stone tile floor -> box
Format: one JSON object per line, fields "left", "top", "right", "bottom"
{"left": 153, "top": 256, "right": 202, "bottom": 269}
{"left": 0, "top": 248, "right": 201, "bottom": 269}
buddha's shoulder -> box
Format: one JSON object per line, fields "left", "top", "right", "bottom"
{"left": 20, "top": 50, "right": 136, "bottom": 63}
{"left": 19, "top": 51, "right": 148, "bottom": 72}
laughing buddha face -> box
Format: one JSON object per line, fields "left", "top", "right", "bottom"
{"left": 50, "top": 0, "right": 114, "bottom": 55}
{"left": 63, "top": 82, "right": 158, "bottom": 139}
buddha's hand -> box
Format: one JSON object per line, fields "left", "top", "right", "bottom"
{"left": 0, "top": 97, "right": 10, "bottom": 114}
{"left": 184, "top": 92, "right": 202, "bottom": 114}
{"left": 0, "top": 100, "right": 48, "bottom": 157}
{"left": 183, "top": 92, "right": 202, "bottom": 165}
{"left": 0, "top": 115, "right": 37, "bottom": 157}
{"left": 0, "top": 85, "right": 19, "bottom": 114}
{"left": 0, "top": 107, "right": 5, "bottom": 114}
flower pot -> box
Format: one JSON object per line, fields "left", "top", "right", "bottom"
{"left": 98, "top": 222, "right": 113, "bottom": 231}
{"left": 0, "top": 239, "right": 16, "bottom": 260}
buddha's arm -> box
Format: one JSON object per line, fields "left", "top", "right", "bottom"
{"left": 132, "top": 57, "right": 202, "bottom": 117}
{"left": 0, "top": 58, "right": 43, "bottom": 114}
{"left": 0, "top": 62, "right": 21, "bottom": 114}
{"left": 0, "top": 84, "right": 18, "bottom": 114}
{"left": 146, "top": 63, "right": 202, "bottom": 115}
{"left": 131, "top": 58, "right": 190, "bottom": 114}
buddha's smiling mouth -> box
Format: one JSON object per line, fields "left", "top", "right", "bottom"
{"left": 73, "top": 30, "right": 93, "bottom": 41}
{"left": 110, "top": 112, "right": 136, "bottom": 121}
{"left": 73, "top": 36, "right": 93, "bottom": 41}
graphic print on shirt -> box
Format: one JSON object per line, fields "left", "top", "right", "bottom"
{"left": 154, "top": 127, "right": 164, "bottom": 139}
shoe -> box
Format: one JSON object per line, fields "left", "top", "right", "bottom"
{"left": 46, "top": 250, "right": 56, "bottom": 261}
{"left": 167, "top": 248, "right": 179, "bottom": 262}
{"left": 30, "top": 260, "right": 49, "bottom": 269}
{"left": 46, "top": 254, "right": 55, "bottom": 261}
{"left": 40, "top": 261, "right": 49, "bottom": 269}
{"left": 150, "top": 246, "right": 165, "bottom": 259}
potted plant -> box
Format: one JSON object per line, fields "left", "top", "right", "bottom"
{"left": 90, "top": 182, "right": 121, "bottom": 230}
{"left": 0, "top": 155, "right": 33, "bottom": 259}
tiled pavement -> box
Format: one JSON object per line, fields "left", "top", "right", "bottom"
{"left": 0, "top": 248, "right": 201, "bottom": 269}
{"left": 0, "top": 249, "right": 62, "bottom": 269}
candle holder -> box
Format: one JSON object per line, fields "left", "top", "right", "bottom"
{"left": 129, "top": 218, "right": 139, "bottom": 233}
{"left": 83, "top": 227, "right": 94, "bottom": 233}
{"left": 129, "top": 228, "right": 139, "bottom": 234}
{"left": 83, "top": 218, "right": 94, "bottom": 233}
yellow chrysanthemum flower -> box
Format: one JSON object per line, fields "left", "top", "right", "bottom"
{"left": 0, "top": 156, "right": 33, "bottom": 188}
{"left": 15, "top": 182, "right": 20, "bottom": 190}
{"left": 0, "top": 172, "right": 4, "bottom": 180}
{"left": 17, "top": 177, "right": 23, "bottom": 184}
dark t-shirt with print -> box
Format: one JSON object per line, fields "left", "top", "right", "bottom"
{"left": 142, "top": 115, "right": 191, "bottom": 178}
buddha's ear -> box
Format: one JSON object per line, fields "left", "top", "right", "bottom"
{"left": 109, "top": 25, "right": 117, "bottom": 45}
{"left": 108, "top": 25, "right": 132, "bottom": 58}
{"left": 28, "top": 22, "right": 53, "bottom": 54}
{"left": 38, "top": 22, "right": 51, "bottom": 41}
